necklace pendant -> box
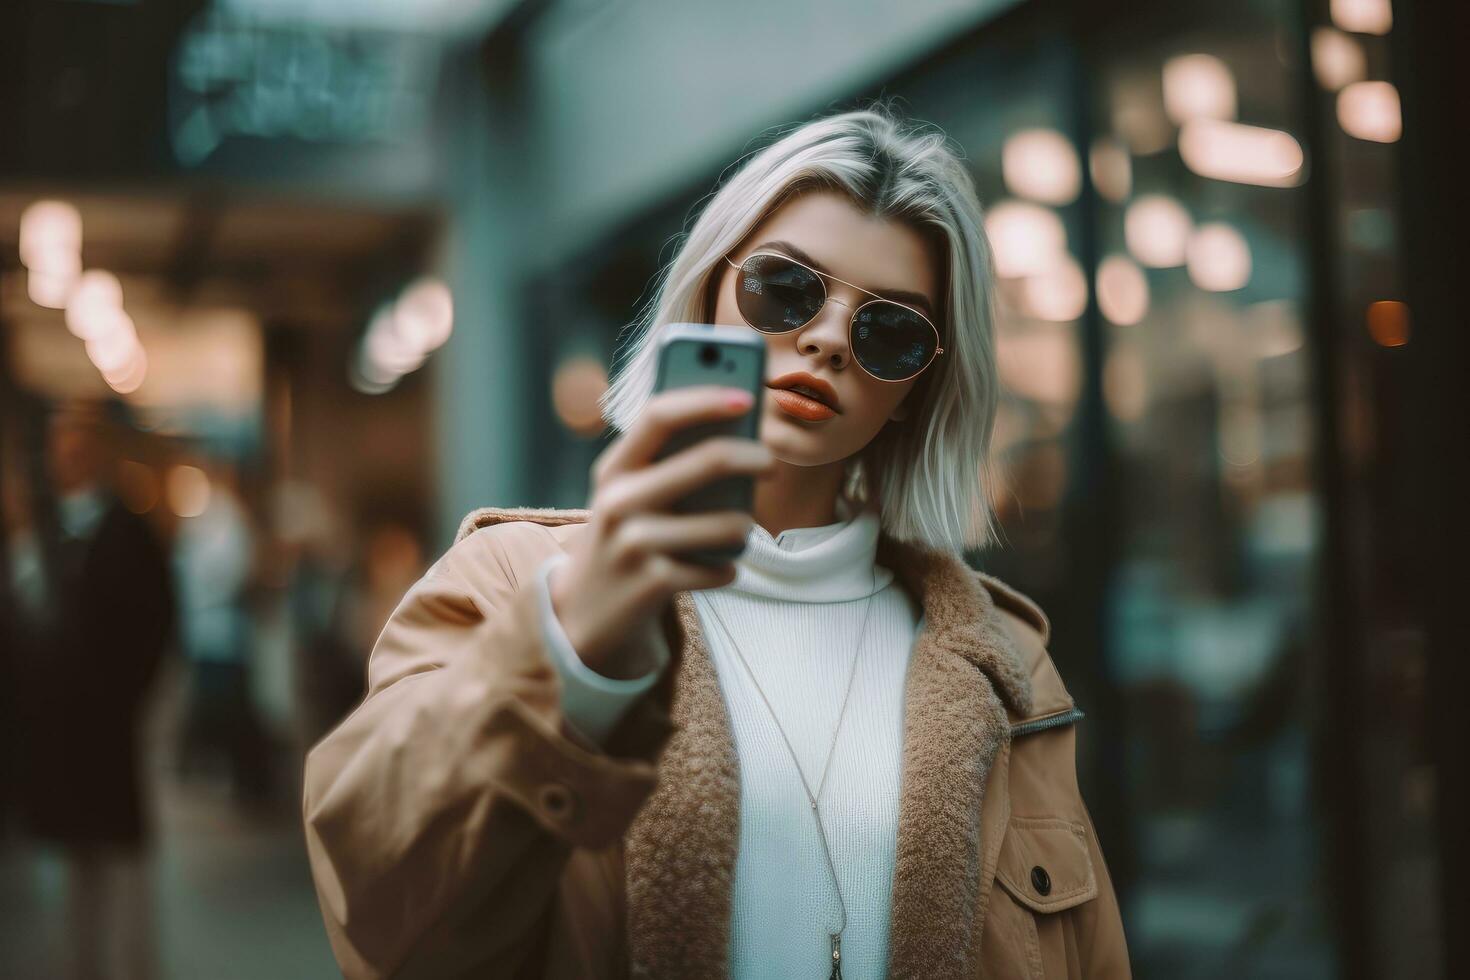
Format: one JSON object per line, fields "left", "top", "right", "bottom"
{"left": 829, "top": 933, "right": 843, "bottom": 980}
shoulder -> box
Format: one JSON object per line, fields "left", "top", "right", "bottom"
{"left": 971, "top": 570, "right": 1080, "bottom": 733}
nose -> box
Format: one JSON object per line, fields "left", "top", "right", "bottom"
{"left": 793, "top": 292, "right": 855, "bottom": 369}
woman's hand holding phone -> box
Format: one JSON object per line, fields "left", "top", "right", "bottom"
{"left": 547, "top": 385, "right": 774, "bottom": 678}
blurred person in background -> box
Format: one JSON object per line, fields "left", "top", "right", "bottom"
{"left": 172, "top": 455, "right": 272, "bottom": 807}
{"left": 302, "top": 104, "right": 1130, "bottom": 979}
{"left": 14, "top": 401, "right": 175, "bottom": 980}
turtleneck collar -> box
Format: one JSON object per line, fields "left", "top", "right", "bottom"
{"left": 722, "top": 495, "right": 895, "bottom": 602}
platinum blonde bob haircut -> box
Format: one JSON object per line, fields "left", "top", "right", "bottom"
{"left": 600, "top": 101, "right": 1003, "bottom": 554}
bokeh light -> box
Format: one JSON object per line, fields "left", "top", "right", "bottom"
{"left": 1124, "top": 194, "right": 1192, "bottom": 268}
{"left": 985, "top": 200, "right": 1068, "bottom": 278}
{"left": 1337, "top": 81, "right": 1401, "bottom": 143}
{"left": 1002, "top": 128, "right": 1082, "bottom": 206}
{"left": 1162, "top": 53, "right": 1237, "bottom": 125}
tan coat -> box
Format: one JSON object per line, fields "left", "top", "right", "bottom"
{"left": 303, "top": 506, "right": 1132, "bottom": 979}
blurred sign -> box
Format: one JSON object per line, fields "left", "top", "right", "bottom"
{"left": 168, "top": 6, "right": 442, "bottom": 166}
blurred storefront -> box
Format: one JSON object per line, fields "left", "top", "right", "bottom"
{"left": 1, "top": 0, "right": 1462, "bottom": 978}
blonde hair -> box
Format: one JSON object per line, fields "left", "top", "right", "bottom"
{"left": 600, "top": 99, "right": 1002, "bottom": 554}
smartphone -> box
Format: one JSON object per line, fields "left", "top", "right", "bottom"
{"left": 651, "top": 322, "right": 767, "bottom": 566}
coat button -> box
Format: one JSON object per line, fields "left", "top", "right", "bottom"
{"left": 538, "top": 782, "right": 578, "bottom": 823}
{"left": 1031, "top": 865, "right": 1051, "bottom": 896}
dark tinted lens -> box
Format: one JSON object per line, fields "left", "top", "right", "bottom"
{"left": 852, "top": 303, "right": 937, "bottom": 381}
{"left": 735, "top": 254, "right": 825, "bottom": 332}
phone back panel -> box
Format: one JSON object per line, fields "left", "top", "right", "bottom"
{"left": 651, "top": 324, "right": 766, "bottom": 563}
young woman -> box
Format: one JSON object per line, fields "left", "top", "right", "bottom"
{"left": 303, "top": 103, "right": 1131, "bottom": 979}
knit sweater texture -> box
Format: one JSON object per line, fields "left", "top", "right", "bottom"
{"left": 533, "top": 497, "right": 923, "bottom": 978}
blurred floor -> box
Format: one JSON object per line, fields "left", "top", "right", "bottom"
{"left": 0, "top": 665, "right": 337, "bottom": 980}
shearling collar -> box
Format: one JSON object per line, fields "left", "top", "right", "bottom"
{"left": 454, "top": 505, "right": 1047, "bottom": 978}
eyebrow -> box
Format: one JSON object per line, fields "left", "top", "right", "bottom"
{"left": 755, "top": 240, "right": 936, "bottom": 316}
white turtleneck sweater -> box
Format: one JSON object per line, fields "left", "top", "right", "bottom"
{"left": 531, "top": 499, "right": 924, "bottom": 979}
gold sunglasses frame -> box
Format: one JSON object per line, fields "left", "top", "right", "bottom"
{"left": 723, "top": 250, "right": 946, "bottom": 384}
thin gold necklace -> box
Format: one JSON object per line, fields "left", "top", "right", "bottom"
{"left": 699, "top": 560, "right": 878, "bottom": 980}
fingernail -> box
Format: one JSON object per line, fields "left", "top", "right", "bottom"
{"left": 726, "top": 391, "right": 753, "bottom": 409}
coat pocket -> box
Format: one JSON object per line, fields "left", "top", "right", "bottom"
{"left": 989, "top": 816, "right": 1099, "bottom": 979}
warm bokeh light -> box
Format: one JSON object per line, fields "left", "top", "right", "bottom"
{"left": 1162, "top": 53, "right": 1237, "bottom": 125}
{"left": 166, "top": 464, "right": 211, "bottom": 518}
{"left": 1089, "top": 137, "right": 1132, "bottom": 203}
{"left": 65, "top": 269, "right": 126, "bottom": 339}
{"left": 1186, "top": 223, "right": 1252, "bottom": 292}
{"left": 1124, "top": 194, "right": 1192, "bottom": 268}
{"left": 1366, "top": 300, "right": 1410, "bottom": 346}
{"left": 1103, "top": 343, "right": 1149, "bottom": 422}
{"left": 984, "top": 200, "right": 1067, "bottom": 279}
{"left": 365, "top": 305, "right": 426, "bottom": 376}
{"left": 1178, "top": 118, "right": 1305, "bottom": 187}
{"left": 26, "top": 266, "right": 78, "bottom": 309}
{"left": 393, "top": 277, "right": 455, "bottom": 352}
{"left": 83, "top": 310, "right": 140, "bottom": 375}
{"left": 1002, "top": 128, "right": 1081, "bottom": 206}
{"left": 551, "top": 355, "right": 610, "bottom": 435}
{"left": 1096, "top": 254, "right": 1150, "bottom": 325}
{"left": 103, "top": 346, "right": 149, "bottom": 394}
{"left": 1023, "top": 254, "right": 1089, "bottom": 322}
{"left": 19, "top": 199, "right": 82, "bottom": 268}
{"left": 1337, "top": 81, "right": 1401, "bottom": 143}
{"left": 1311, "top": 27, "right": 1367, "bottom": 91}
{"left": 1331, "top": 0, "right": 1392, "bottom": 35}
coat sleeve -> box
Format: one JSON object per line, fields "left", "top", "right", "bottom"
{"left": 1073, "top": 797, "right": 1132, "bottom": 978}
{"left": 301, "top": 523, "right": 679, "bottom": 979}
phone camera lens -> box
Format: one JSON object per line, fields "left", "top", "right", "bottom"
{"left": 699, "top": 344, "right": 720, "bottom": 366}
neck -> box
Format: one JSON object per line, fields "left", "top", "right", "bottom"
{"left": 751, "top": 457, "right": 848, "bottom": 537}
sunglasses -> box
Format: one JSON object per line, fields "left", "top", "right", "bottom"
{"left": 723, "top": 250, "right": 945, "bottom": 383}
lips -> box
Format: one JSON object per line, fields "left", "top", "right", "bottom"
{"left": 770, "top": 387, "right": 836, "bottom": 421}
{"left": 768, "top": 372, "right": 841, "bottom": 412}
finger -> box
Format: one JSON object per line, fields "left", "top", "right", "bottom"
{"left": 607, "top": 511, "right": 753, "bottom": 566}
{"left": 595, "top": 437, "right": 772, "bottom": 520}
{"left": 595, "top": 386, "right": 755, "bottom": 483}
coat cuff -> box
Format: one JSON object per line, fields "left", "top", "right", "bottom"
{"left": 534, "top": 552, "right": 665, "bottom": 746}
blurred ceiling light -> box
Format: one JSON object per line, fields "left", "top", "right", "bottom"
{"left": 985, "top": 200, "right": 1068, "bottom": 279}
{"left": 1337, "top": 81, "right": 1401, "bottom": 142}
{"left": 1311, "top": 27, "right": 1367, "bottom": 90}
{"left": 1089, "top": 137, "right": 1133, "bottom": 203}
{"left": 1162, "top": 54, "right": 1237, "bottom": 125}
{"left": 1178, "top": 118, "right": 1305, "bottom": 187}
{"left": 1331, "top": 0, "right": 1392, "bottom": 35}
{"left": 1096, "top": 254, "right": 1150, "bottom": 325}
{"left": 19, "top": 199, "right": 82, "bottom": 268}
{"left": 103, "top": 347, "right": 149, "bottom": 395}
{"left": 1103, "top": 345, "right": 1149, "bottom": 422}
{"left": 84, "top": 312, "right": 141, "bottom": 375}
{"left": 27, "top": 266, "right": 78, "bottom": 310}
{"left": 349, "top": 353, "right": 399, "bottom": 395}
{"left": 365, "top": 305, "right": 426, "bottom": 376}
{"left": 1124, "top": 195, "right": 1192, "bottom": 268}
{"left": 1002, "top": 129, "right": 1081, "bottom": 206}
{"left": 1186, "top": 223, "right": 1252, "bottom": 291}
{"left": 1023, "top": 255, "right": 1089, "bottom": 322}
{"left": 65, "top": 270, "right": 125, "bottom": 339}
{"left": 167, "top": 464, "right": 211, "bottom": 519}
{"left": 393, "top": 277, "right": 455, "bottom": 352}
{"left": 1366, "top": 300, "right": 1410, "bottom": 346}
{"left": 552, "top": 355, "right": 610, "bottom": 436}
{"left": 996, "top": 327, "right": 1081, "bottom": 406}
